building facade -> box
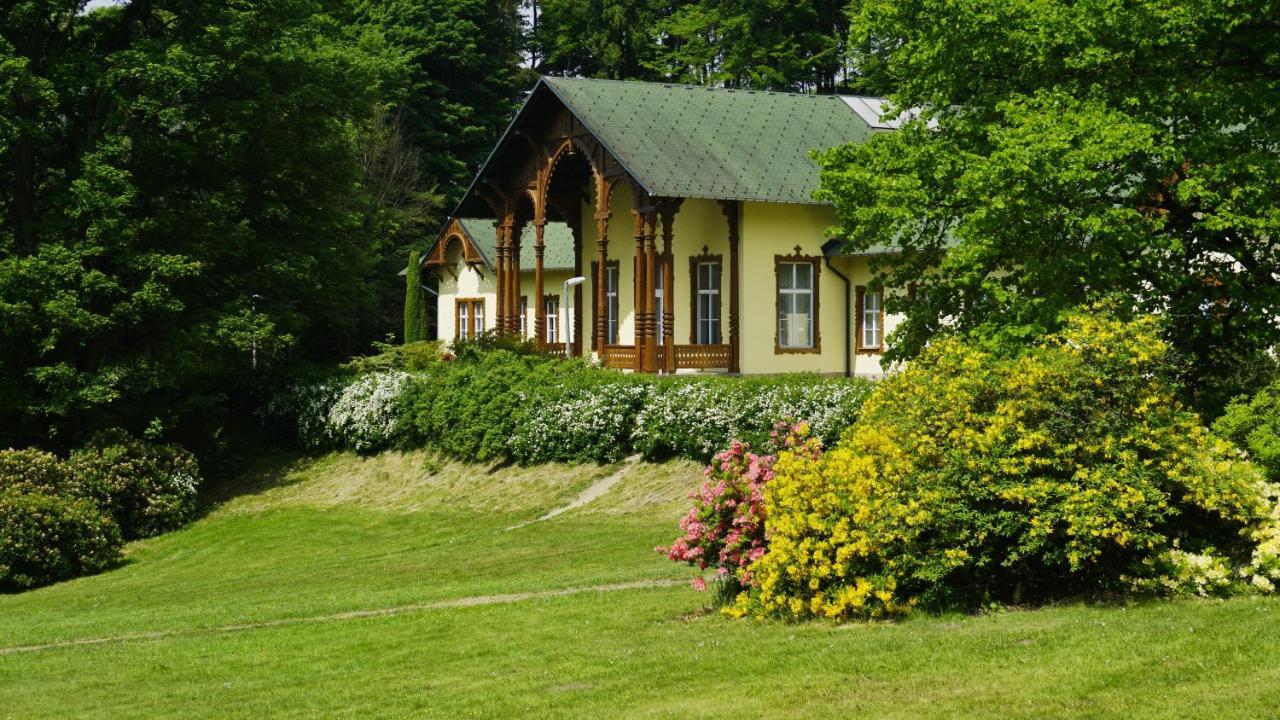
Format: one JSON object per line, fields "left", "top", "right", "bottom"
{"left": 422, "top": 77, "right": 903, "bottom": 377}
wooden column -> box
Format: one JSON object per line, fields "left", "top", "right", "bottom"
{"left": 642, "top": 211, "right": 658, "bottom": 373}
{"left": 533, "top": 219, "right": 546, "bottom": 344}
{"left": 570, "top": 207, "right": 584, "bottom": 357}
{"left": 495, "top": 218, "right": 511, "bottom": 332}
{"left": 594, "top": 195, "right": 610, "bottom": 355}
{"left": 632, "top": 209, "right": 647, "bottom": 371}
{"left": 721, "top": 200, "right": 741, "bottom": 373}
{"left": 508, "top": 224, "right": 522, "bottom": 334}
{"left": 658, "top": 200, "right": 681, "bottom": 374}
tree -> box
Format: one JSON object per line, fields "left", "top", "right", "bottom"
{"left": 817, "top": 0, "right": 1280, "bottom": 415}
{"left": 0, "top": 0, "right": 399, "bottom": 448}
{"left": 654, "top": 0, "right": 853, "bottom": 92}
{"left": 355, "top": 0, "right": 525, "bottom": 204}
{"left": 403, "top": 249, "right": 426, "bottom": 343}
{"left": 530, "top": 0, "right": 665, "bottom": 80}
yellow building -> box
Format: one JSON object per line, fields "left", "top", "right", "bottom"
{"left": 421, "top": 77, "right": 903, "bottom": 377}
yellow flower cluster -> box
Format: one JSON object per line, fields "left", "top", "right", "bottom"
{"left": 734, "top": 310, "right": 1279, "bottom": 621}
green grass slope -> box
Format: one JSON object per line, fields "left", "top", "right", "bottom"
{"left": 2, "top": 450, "right": 1278, "bottom": 719}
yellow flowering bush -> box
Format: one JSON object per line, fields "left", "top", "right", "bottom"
{"left": 736, "top": 311, "right": 1278, "bottom": 621}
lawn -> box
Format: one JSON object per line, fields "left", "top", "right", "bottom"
{"left": 2, "top": 450, "right": 1278, "bottom": 719}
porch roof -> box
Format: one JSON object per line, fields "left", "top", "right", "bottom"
{"left": 457, "top": 219, "right": 576, "bottom": 272}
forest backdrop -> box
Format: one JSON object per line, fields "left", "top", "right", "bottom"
{"left": 2, "top": 0, "right": 1276, "bottom": 455}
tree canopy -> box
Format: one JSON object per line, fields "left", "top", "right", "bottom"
{"left": 0, "top": 0, "right": 522, "bottom": 450}
{"left": 817, "top": 0, "right": 1280, "bottom": 413}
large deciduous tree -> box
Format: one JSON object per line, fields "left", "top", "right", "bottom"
{"left": 817, "top": 0, "right": 1280, "bottom": 414}
{"left": 0, "top": 0, "right": 396, "bottom": 448}
{"left": 356, "top": 0, "right": 524, "bottom": 203}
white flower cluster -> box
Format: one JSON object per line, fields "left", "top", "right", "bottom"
{"left": 632, "top": 381, "right": 743, "bottom": 458}
{"left": 324, "top": 371, "right": 415, "bottom": 452}
{"left": 1246, "top": 483, "right": 1280, "bottom": 593}
{"left": 281, "top": 371, "right": 414, "bottom": 452}
{"left": 1129, "top": 547, "right": 1234, "bottom": 597}
{"left": 168, "top": 470, "right": 200, "bottom": 497}
{"left": 508, "top": 382, "right": 653, "bottom": 463}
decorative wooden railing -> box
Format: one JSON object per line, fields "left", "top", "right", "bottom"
{"left": 672, "top": 344, "right": 731, "bottom": 369}
{"left": 603, "top": 344, "right": 730, "bottom": 370}
{"left": 602, "top": 344, "right": 638, "bottom": 369}
{"left": 541, "top": 344, "right": 570, "bottom": 359}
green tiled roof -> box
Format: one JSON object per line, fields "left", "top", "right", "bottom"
{"left": 541, "top": 77, "right": 879, "bottom": 204}
{"left": 457, "top": 219, "right": 577, "bottom": 272}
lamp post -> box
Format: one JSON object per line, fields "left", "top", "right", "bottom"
{"left": 563, "top": 276, "right": 585, "bottom": 356}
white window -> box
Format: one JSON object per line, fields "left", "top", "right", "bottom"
{"left": 456, "top": 299, "right": 484, "bottom": 340}
{"left": 861, "top": 288, "right": 882, "bottom": 349}
{"left": 696, "top": 261, "right": 721, "bottom": 344}
{"left": 605, "top": 265, "right": 619, "bottom": 344}
{"left": 778, "top": 261, "right": 815, "bottom": 349}
{"left": 544, "top": 297, "right": 559, "bottom": 344}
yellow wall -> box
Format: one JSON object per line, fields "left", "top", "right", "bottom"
{"left": 432, "top": 192, "right": 904, "bottom": 374}
{"left": 434, "top": 255, "right": 578, "bottom": 346}
{"left": 435, "top": 260, "right": 496, "bottom": 345}
{"left": 515, "top": 269, "right": 576, "bottom": 343}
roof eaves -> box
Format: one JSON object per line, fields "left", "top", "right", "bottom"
{"left": 540, "top": 77, "right": 656, "bottom": 199}
{"left": 432, "top": 79, "right": 555, "bottom": 245}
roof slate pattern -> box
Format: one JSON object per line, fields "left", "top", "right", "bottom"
{"left": 458, "top": 219, "right": 577, "bottom": 272}
{"left": 542, "top": 77, "right": 880, "bottom": 205}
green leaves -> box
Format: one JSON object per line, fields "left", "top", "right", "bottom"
{"left": 821, "top": 0, "right": 1280, "bottom": 415}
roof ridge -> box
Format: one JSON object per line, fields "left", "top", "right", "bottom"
{"left": 541, "top": 75, "right": 884, "bottom": 103}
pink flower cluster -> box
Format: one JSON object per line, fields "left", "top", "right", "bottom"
{"left": 658, "top": 420, "right": 821, "bottom": 591}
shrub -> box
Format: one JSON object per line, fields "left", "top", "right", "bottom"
{"left": 1215, "top": 380, "right": 1280, "bottom": 483}
{"left": 345, "top": 341, "right": 444, "bottom": 375}
{"left": 404, "top": 350, "right": 567, "bottom": 462}
{"left": 68, "top": 430, "right": 202, "bottom": 540}
{"left": 0, "top": 488, "right": 122, "bottom": 590}
{"left": 508, "top": 376, "right": 653, "bottom": 464}
{"left": 325, "top": 371, "right": 414, "bottom": 452}
{"left": 0, "top": 448, "right": 77, "bottom": 495}
{"left": 284, "top": 344, "right": 874, "bottom": 466}
{"left": 659, "top": 421, "right": 820, "bottom": 594}
{"left": 633, "top": 375, "right": 872, "bottom": 461}
{"left": 735, "top": 312, "right": 1278, "bottom": 621}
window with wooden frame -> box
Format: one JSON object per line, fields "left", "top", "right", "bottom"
{"left": 543, "top": 295, "right": 560, "bottom": 344}
{"left": 689, "top": 251, "right": 722, "bottom": 344}
{"left": 855, "top": 286, "right": 885, "bottom": 353}
{"left": 519, "top": 296, "right": 528, "bottom": 337}
{"left": 455, "top": 298, "right": 485, "bottom": 340}
{"left": 591, "top": 260, "right": 621, "bottom": 344}
{"left": 774, "top": 250, "right": 821, "bottom": 353}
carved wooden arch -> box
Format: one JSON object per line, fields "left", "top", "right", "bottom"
{"left": 424, "top": 218, "right": 486, "bottom": 267}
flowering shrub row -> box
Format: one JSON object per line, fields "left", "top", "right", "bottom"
{"left": 274, "top": 345, "right": 874, "bottom": 465}
{"left": 726, "top": 312, "right": 1280, "bottom": 621}
{"left": 0, "top": 431, "right": 202, "bottom": 590}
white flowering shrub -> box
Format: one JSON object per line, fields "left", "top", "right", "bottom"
{"left": 1129, "top": 547, "right": 1235, "bottom": 597}
{"left": 323, "top": 371, "right": 414, "bottom": 452}
{"left": 1247, "top": 484, "right": 1280, "bottom": 592}
{"left": 631, "top": 376, "right": 874, "bottom": 460}
{"left": 279, "top": 349, "right": 874, "bottom": 466}
{"left": 276, "top": 371, "right": 414, "bottom": 452}
{"left": 509, "top": 381, "right": 653, "bottom": 464}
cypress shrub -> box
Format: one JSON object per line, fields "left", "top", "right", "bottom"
{"left": 403, "top": 249, "right": 426, "bottom": 344}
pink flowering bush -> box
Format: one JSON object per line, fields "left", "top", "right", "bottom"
{"left": 659, "top": 420, "right": 823, "bottom": 595}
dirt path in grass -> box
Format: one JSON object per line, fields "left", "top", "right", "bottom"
{"left": 504, "top": 454, "right": 643, "bottom": 531}
{"left": 0, "top": 578, "right": 683, "bottom": 656}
